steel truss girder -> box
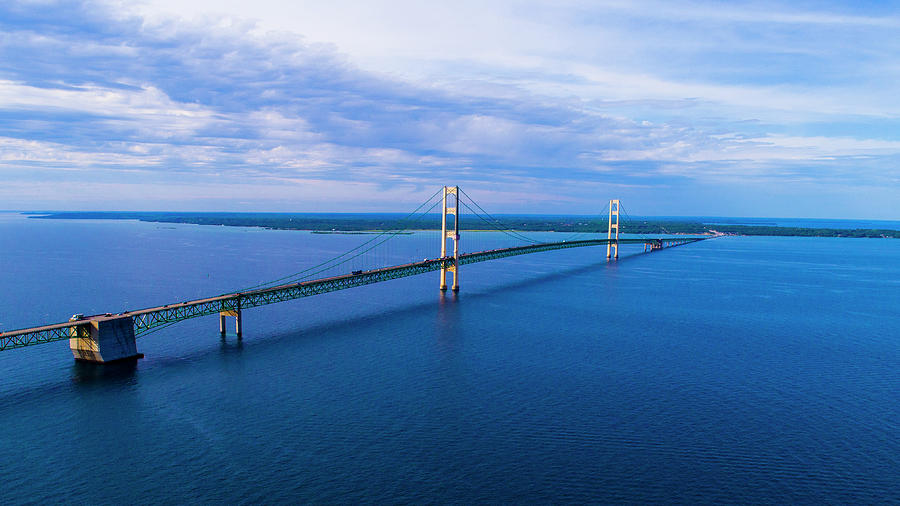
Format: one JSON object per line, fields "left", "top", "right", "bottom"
{"left": 0, "top": 236, "right": 706, "bottom": 350}
{"left": 457, "top": 237, "right": 699, "bottom": 265}
{"left": 131, "top": 260, "right": 448, "bottom": 337}
{"left": 0, "top": 322, "right": 91, "bottom": 351}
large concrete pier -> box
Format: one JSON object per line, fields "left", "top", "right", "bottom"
{"left": 69, "top": 315, "right": 143, "bottom": 363}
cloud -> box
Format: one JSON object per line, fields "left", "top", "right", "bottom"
{"left": 0, "top": 0, "right": 897, "bottom": 218}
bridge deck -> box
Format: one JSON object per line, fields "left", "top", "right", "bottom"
{"left": 0, "top": 236, "right": 706, "bottom": 351}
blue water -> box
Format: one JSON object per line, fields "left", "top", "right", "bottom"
{"left": 694, "top": 217, "right": 900, "bottom": 230}
{"left": 1, "top": 213, "right": 898, "bottom": 503}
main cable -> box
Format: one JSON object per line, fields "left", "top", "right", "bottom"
{"left": 619, "top": 203, "right": 650, "bottom": 240}
{"left": 224, "top": 187, "right": 444, "bottom": 294}
{"left": 458, "top": 188, "right": 542, "bottom": 244}
{"left": 459, "top": 200, "right": 541, "bottom": 245}
{"left": 288, "top": 198, "right": 443, "bottom": 283}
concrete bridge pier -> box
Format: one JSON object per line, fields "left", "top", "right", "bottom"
{"left": 69, "top": 316, "right": 143, "bottom": 363}
{"left": 219, "top": 309, "right": 242, "bottom": 339}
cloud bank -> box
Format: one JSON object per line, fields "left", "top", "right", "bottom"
{"left": 0, "top": 0, "right": 897, "bottom": 217}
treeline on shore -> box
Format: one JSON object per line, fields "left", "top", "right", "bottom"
{"left": 28, "top": 212, "right": 900, "bottom": 238}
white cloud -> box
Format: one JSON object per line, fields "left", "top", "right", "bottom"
{"left": 127, "top": 0, "right": 900, "bottom": 121}
{"left": 0, "top": 0, "right": 897, "bottom": 217}
{"left": 0, "top": 137, "right": 163, "bottom": 167}
{"left": 0, "top": 79, "right": 215, "bottom": 135}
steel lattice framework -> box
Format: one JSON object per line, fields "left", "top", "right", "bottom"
{"left": 0, "top": 236, "right": 704, "bottom": 351}
{"left": 0, "top": 321, "right": 91, "bottom": 351}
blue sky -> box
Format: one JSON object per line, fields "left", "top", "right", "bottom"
{"left": 0, "top": 0, "right": 898, "bottom": 218}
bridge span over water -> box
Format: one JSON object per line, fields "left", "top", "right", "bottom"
{"left": 0, "top": 187, "right": 708, "bottom": 363}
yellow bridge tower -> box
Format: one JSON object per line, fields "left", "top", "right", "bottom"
{"left": 440, "top": 185, "right": 460, "bottom": 292}
{"left": 607, "top": 199, "right": 620, "bottom": 260}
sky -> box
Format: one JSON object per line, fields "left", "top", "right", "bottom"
{"left": 0, "top": 0, "right": 898, "bottom": 217}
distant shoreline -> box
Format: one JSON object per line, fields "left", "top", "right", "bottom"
{"left": 26, "top": 212, "right": 900, "bottom": 238}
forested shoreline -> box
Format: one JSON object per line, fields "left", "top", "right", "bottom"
{"left": 28, "top": 212, "right": 900, "bottom": 238}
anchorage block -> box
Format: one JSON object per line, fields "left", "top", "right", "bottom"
{"left": 70, "top": 316, "right": 141, "bottom": 363}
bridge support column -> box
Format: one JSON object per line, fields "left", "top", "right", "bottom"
{"left": 219, "top": 309, "right": 242, "bottom": 339}
{"left": 440, "top": 185, "right": 460, "bottom": 292}
{"left": 607, "top": 199, "right": 619, "bottom": 260}
{"left": 69, "top": 316, "right": 142, "bottom": 363}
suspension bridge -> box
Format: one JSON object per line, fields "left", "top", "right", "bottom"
{"left": 0, "top": 187, "right": 709, "bottom": 363}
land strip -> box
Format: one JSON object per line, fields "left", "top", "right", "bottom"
{"left": 28, "top": 212, "right": 900, "bottom": 238}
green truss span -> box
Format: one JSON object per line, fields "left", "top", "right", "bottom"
{"left": 0, "top": 237, "right": 705, "bottom": 351}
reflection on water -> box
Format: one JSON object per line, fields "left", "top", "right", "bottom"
{"left": 218, "top": 335, "right": 244, "bottom": 354}
{"left": 70, "top": 358, "right": 139, "bottom": 385}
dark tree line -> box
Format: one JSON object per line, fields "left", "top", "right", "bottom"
{"left": 30, "top": 212, "right": 900, "bottom": 238}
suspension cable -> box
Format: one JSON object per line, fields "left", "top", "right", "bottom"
{"left": 288, "top": 198, "right": 443, "bottom": 282}
{"left": 458, "top": 200, "right": 542, "bottom": 244}
{"left": 617, "top": 203, "right": 643, "bottom": 240}
{"left": 457, "top": 188, "right": 542, "bottom": 244}
{"left": 225, "top": 187, "right": 444, "bottom": 294}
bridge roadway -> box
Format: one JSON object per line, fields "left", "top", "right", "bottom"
{"left": 0, "top": 236, "right": 705, "bottom": 352}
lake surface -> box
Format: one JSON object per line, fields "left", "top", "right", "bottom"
{"left": 0, "top": 213, "right": 898, "bottom": 503}
{"left": 673, "top": 216, "right": 900, "bottom": 230}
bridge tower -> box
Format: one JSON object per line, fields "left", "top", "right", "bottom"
{"left": 607, "top": 199, "right": 620, "bottom": 260}
{"left": 440, "top": 185, "right": 460, "bottom": 292}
